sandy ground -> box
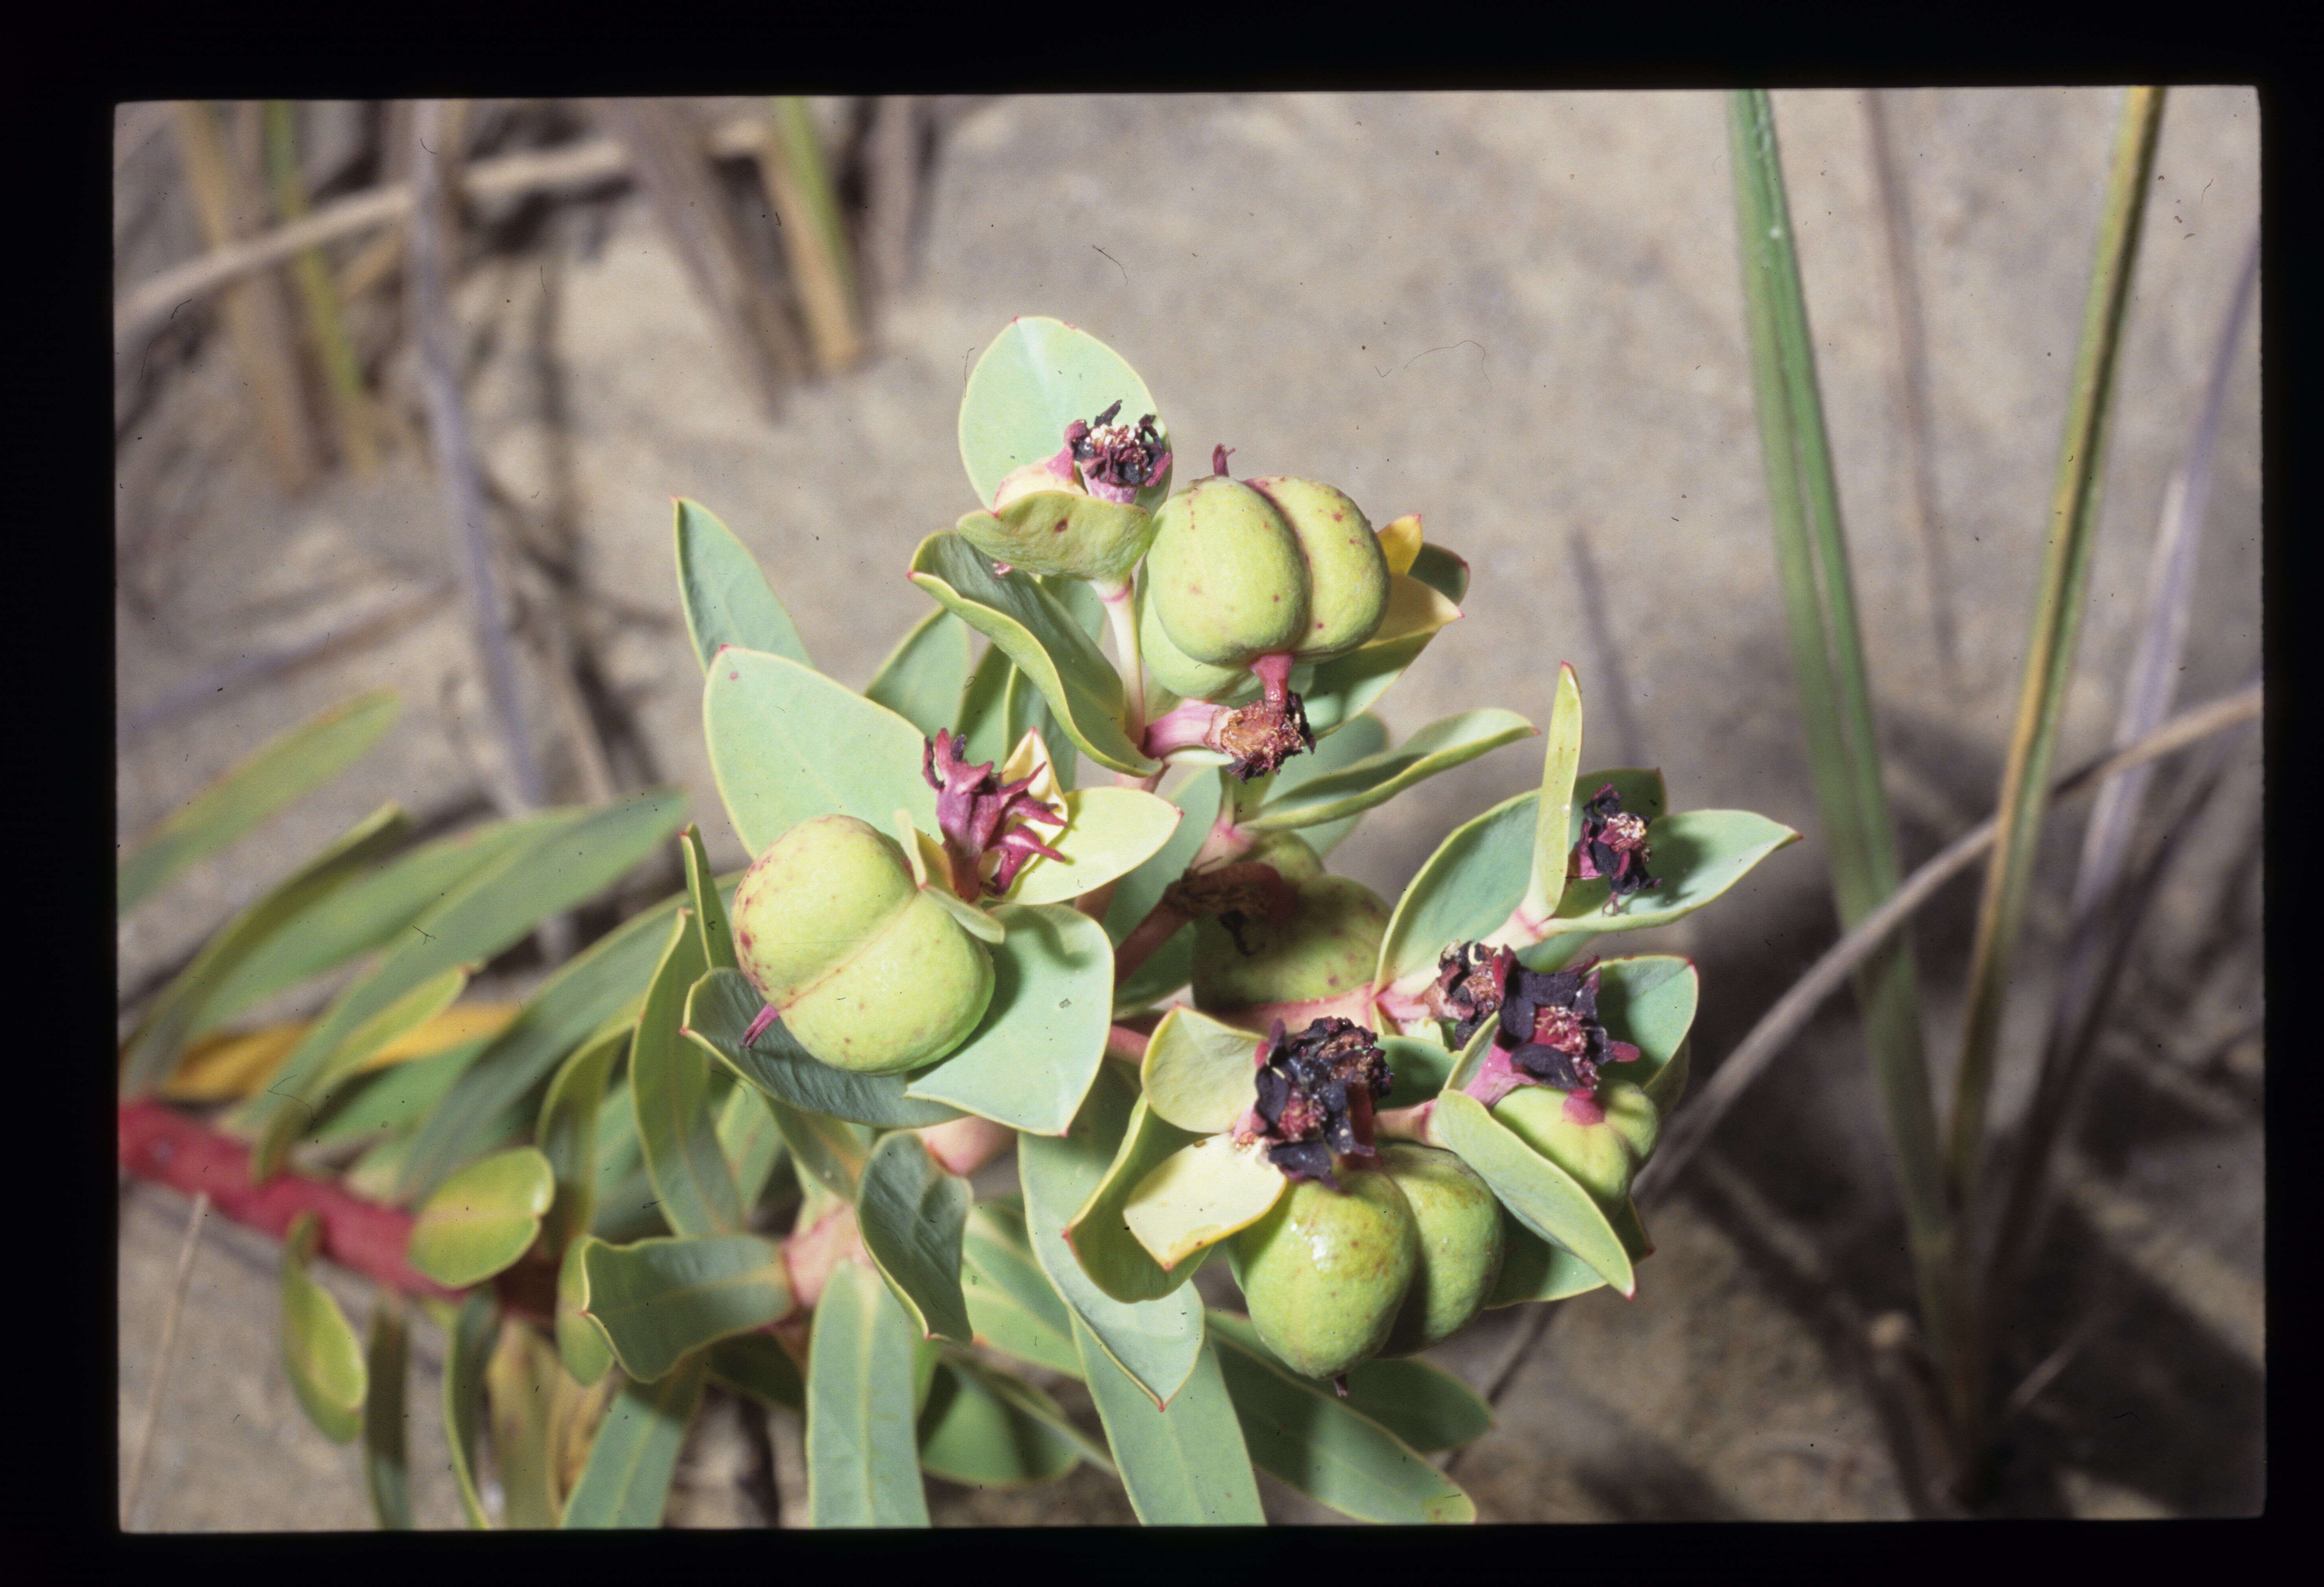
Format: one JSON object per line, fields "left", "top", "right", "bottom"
{"left": 115, "top": 88, "right": 2262, "bottom": 1525}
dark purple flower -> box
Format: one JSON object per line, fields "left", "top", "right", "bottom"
{"left": 922, "top": 729, "right": 1068, "bottom": 900}
{"left": 1237, "top": 1017, "right": 1394, "bottom": 1189}
{"left": 1570, "top": 783, "right": 1660, "bottom": 911}
{"left": 1434, "top": 940, "right": 1642, "bottom": 1105}
{"left": 1065, "top": 401, "right": 1171, "bottom": 505}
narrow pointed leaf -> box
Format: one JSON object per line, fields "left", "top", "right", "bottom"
{"left": 1407, "top": 542, "right": 1470, "bottom": 604}
{"left": 1337, "top": 1355, "right": 1494, "bottom": 1454}
{"left": 485, "top": 1317, "right": 568, "bottom": 1529}
{"left": 1297, "top": 574, "right": 1465, "bottom": 736}
{"left": 681, "top": 967, "right": 963, "bottom": 1128}
{"left": 120, "top": 688, "right": 399, "bottom": 913}
{"left": 1519, "top": 664, "right": 1586, "bottom": 922}
{"left": 704, "top": 647, "right": 936, "bottom": 857}
{"left": 675, "top": 498, "right": 811, "bottom": 671}
{"left": 557, "top": 1236, "right": 617, "bottom": 1386}
{"left": 1247, "top": 708, "right": 1535, "bottom": 833}
{"left": 709, "top": 1332, "right": 805, "bottom": 1411}
{"left": 443, "top": 1289, "right": 497, "bottom": 1528}
{"left": 631, "top": 914, "right": 745, "bottom": 1237}
{"left": 121, "top": 802, "right": 410, "bottom": 1097}
{"left": 954, "top": 638, "right": 1016, "bottom": 769}
{"left": 910, "top": 533, "right": 1156, "bottom": 775}
{"left": 279, "top": 1212, "right": 366, "bottom": 1443}
{"left": 998, "top": 787, "right": 1181, "bottom": 907}
{"left": 1075, "top": 1322, "right": 1263, "bottom": 1525}
{"left": 1065, "top": 1094, "right": 1213, "bottom": 1299}
{"left": 962, "top": 1202, "right": 1083, "bottom": 1378}
{"left": 1102, "top": 768, "right": 1224, "bottom": 946}
{"left": 1376, "top": 792, "right": 1537, "bottom": 992}
{"left": 917, "top": 1358, "right": 1083, "bottom": 1488}
{"left": 856, "top": 1131, "right": 974, "bottom": 1346}
{"left": 407, "top": 1147, "right": 555, "bottom": 1289}
{"left": 677, "top": 825, "right": 739, "bottom": 974}
{"left": 1265, "top": 712, "right": 1389, "bottom": 857}
{"left": 362, "top": 1301, "right": 412, "bottom": 1528}
{"left": 1121, "top": 1134, "right": 1286, "bottom": 1271}
{"left": 900, "top": 902, "right": 1112, "bottom": 1134}
{"left": 771, "top": 1105, "right": 872, "bottom": 1203}
{"left": 716, "top": 1080, "right": 788, "bottom": 1213}
{"left": 807, "top": 1260, "right": 932, "bottom": 1527}
{"left": 560, "top": 1352, "right": 708, "bottom": 1528}
{"left": 867, "top": 607, "right": 976, "bottom": 742}
{"left": 1139, "top": 1005, "right": 1263, "bottom": 1135}
{"left": 580, "top": 1233, "right": 790, "bottom": 1381}
{"left": 1206, "top": 1311, "right": 1475, "bottom": 1524}
{"left": 1020, "top": 1065, "right": 1205, "bottom": 1406}
{"left": 1433, "top": 1090, "right": 1634, "bottom": 1296}
{"left": 536, "top": 1020, "right": 627, "bottom": 1255}
{"left": 958, "top": 316, "right": 1172, "bottom": 512}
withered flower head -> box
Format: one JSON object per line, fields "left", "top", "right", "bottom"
{"left": 1240, "top": 1017, "right": 1394, "bottom": 1189}
{"left": 1065, "top": 400, "right": 1171, "bottom": 505}
{"left": 1210, "top": 690, "right": 1315, "bottom": 781}
{"left": 1570, "top": 784, "right": 1660, "bottom": 912}
{"left": 922, "top": 729, "right": 1067, "bottom": 900}
{"left": 1428, "top": 941, "right": 1516, "bottom": 1047}
{"left": 1494, "top": 957, "right": 1640, "bottom": 1093}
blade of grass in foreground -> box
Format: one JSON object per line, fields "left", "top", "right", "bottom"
{"left": 1727, "top": 88, "right": 1954, "bottom": 1379}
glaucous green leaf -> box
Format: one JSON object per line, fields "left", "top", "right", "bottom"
{"left": 709, "top": 1332, "right": 806, "bottom": 1413}
{"left": 119, "top": 802, "right": 410, "bottom": 1098}
{"left": 675, "top": 497, "right": 811, "bottom": 671}
{"left": 1586, "top": 955, "right": 1698, "bottom": 1100}
{"left": 954, "top": 639, "right": 1016, "bottom": 770}
{"left": 560, "top": 1352, "right": 708, "bottom": 1529}
{"left": 1375, "top": 791, "right": 1537, "bottom": 992}
{"left": 866, "top": 607, "right": 974, "bottom": 742}
{"left": 557, "top": 1236, "right": 616, "bottom": 1386}
{"left": 407, "top": 1147, "right": 555, "bottom": 1289}
{"left": 1487, "top": 1199, "right": 1652, "bottom": 1308}
{"left": 305, "top": 1034, "right": 490, "bottom": 1150}
{"left": 1121, "top": 1134, "right": 1286, "bottom": 1272}
{"left": 119, "top": 688, "right": 399, "bottom": 913}
{"left": 1265, "top": 713, "right": 1389, "bottom": 857}
{"left": 1433, "top": 1090, "right": 1634, "bottom": 1297}
{"left": 580, "top": 1233, "right": 791, "bottom": 1382}
{"left": 703, "top": 647, "right": 936, "bottom": 857}
{"left": 1380, "top": 1035, "right": 1456, "bottom": 1106}
{"left": 1113, "top": 927, "right": 1193, "bottom": 1020}
{"left": 1066, "top": 1094, "right": 1213, "bottom": 1300}
{"left": 954, "top": 491, "right": 1157, "bottom": 585}
{"left": 1246, "top": 709, "right": 1535, "bottom": 834}
{"left": 1296, "top": 574, "right": 1465, "bottom": 737}
{"left": 958, "top": 316, "right": 1171, "bottom": 512}
{"left": 716, "top": 1080, "right": 788, "bottom": 1213}
{"left": 682, "top": 967, "right": 964, "bottom": 1129}
{"left": 901, "top": 902, "right": 1112, "bottom": 1135}
{"left": 1547, "top": 809, "right": 1800, "bottom": 934}
{"left": 678, "top": 824, "right": 740, "bottom": 975}
{"left": 1407, "top": 542, "right": 1470, "bottom": 604}
{"left": 856, "top": 1131, "right": 974, "bottom": 1346}
{"left": 1337, "top": 1354, "right": 1494, "bottom": 1454}
{"left": 909, "top": 533, "right": 1155, "bottom": 775}
{"left": 362, "top": 1300, "right": 412, "bottom": 1529}
{"left": 999, "top": 787, "right": 1181, "bottom": 908}
{"left": 961, "top": 1202, "right": 1083, "bottom": 1378}
{"left": 1075, "top": 1322, "right": 1263, "bottom": 1526}
{"left": 631, "top": 913, "right": 745, "bottom": 1238}
{"left": 1019, "top": 1065, "right": 1205, "bottom": 1406}
{"left": 807, "top": 1260, "right": 932, "bottom": 1527}
{"left": 443, "top": 1289, "right": 497, "bottom": 1528}
{"left": 395, "top": 891, "right": 683, "bottom": 1201}
{"left": 1206, "top": 1311, "right": 1475, "bottom": 1524}
{"left": 1519, "top": 664, "right": 1586, "bottom": 923}
{"left": 1140, "top": 1005, "right": 1263, "bottom": 1135}
{"left": 1102, "top": 767, "right": 1223, "bottom": 947}
{"left": 771, "top": 1105, "right": 873, "bottom": 1204}
{"left": 917, "top": 1357, "right": 1083, "bottom": 1488}
{"left": 249, "top": 790, "right": 686, "bottom": 1179}
{"left": 279, "top": 1212, "right": 366, "bottom": 1444}
{"left": 536, "top": 1020, "right": 628, "bottom": 1256}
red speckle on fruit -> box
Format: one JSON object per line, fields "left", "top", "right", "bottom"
{"left": 1054, "top": 518, "right": 1069, "bottom": 533}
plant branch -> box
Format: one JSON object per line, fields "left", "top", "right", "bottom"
{"left": 1633, "top": 683, "right": 2259, "bottom": 1208}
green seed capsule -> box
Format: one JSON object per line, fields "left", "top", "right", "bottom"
{"left": 1191, "top": 832, "right": 1389, "bottom": 1014}
{"left": 1376, "top": 1143, "right": 1505, "bottom": 1356}
{"left": 1491, "top": 1080, "right": 1661, "bottom": 1208}
{"left": 729, "top": 814, "right": 993, "bottom": 1075}
{"left": 1230, "top": 1167, "right": 1420, "bottom": 1380}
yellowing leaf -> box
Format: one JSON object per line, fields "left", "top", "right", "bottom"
{"left": 159, "top": 1004, "right": 523, "bottom": 1102}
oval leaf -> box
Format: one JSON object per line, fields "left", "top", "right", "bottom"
{"left": 807, "top": 1260, "right": 932, "bottom": 1527}
{"left": 1547, "top": 808, "right": 1800, "bottom": 933}
{"left": 959, "top": 316, "right": 1171, "bottom": 511}
{"left": 1586, "top": 955, "right": 1698, "bottom": 1099}
{"left": 999, "top": 786, "right": 1181, "bottom": 908}
{"left": 407, "top": 1147, "right": 555, "bottom": 1289}
{"left": 1139, "top": 1005, "right": 1263, "bottom": 1135}
{"left": 909, "top": 533, "right": 1155, "bottom": 775}
{"left": 1102, "top": 767, "right": 1224, "bottom": 947}
{"left": 866, "top": 607, "right": 974, "bottom": 742}
{"left": 675, "top": 498, "right": 811, "bottom": 671}
{"left": 560, "top": 1352, "right": 708, "bottom": 1528}
{"left": 580, "top": 1233, "right": 791, "bottom": 1382}
{"left": 1121, "top": 1134, "right": 1287, "bottom": 1271}
{"left": 681, "top": 967, "right": 964, "bottom": 1129}
{"left": 1206, "top": 1311, "right": 1475, "bottom": 1524}
{"left": 1065, "top": 1094, "right": 1211, "bottom": 1301}
{"left": 1245, "top": 708, "right": 1535, "bottom": 833}
{"left": 954, "top": 491, "right": 1157, "bottom": 584}
{"left": 857, "top": 1132, "right": 974, "bottom": 1346}
{"left": 1431, "top": 1090, "right": 1634, "bottom": 1297}
{"left": 703, "top": 647, "right": 936, "bottom": 857}
{"left": 900, "top": 903, "right": 1112, "bottom": 1136}
{"left": 1074, "top": 1321, "right": 1263, "bottom": 1525}
{"left": 1376, "top": 791, "right": 1538, "bottom": 992}
{"left": 279, "top": 1213, "right": 366, "bottom": 1444}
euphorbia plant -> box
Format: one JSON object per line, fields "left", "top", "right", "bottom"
{"left": 119, "top": 316, "right": 1796, "bottom": 1528}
